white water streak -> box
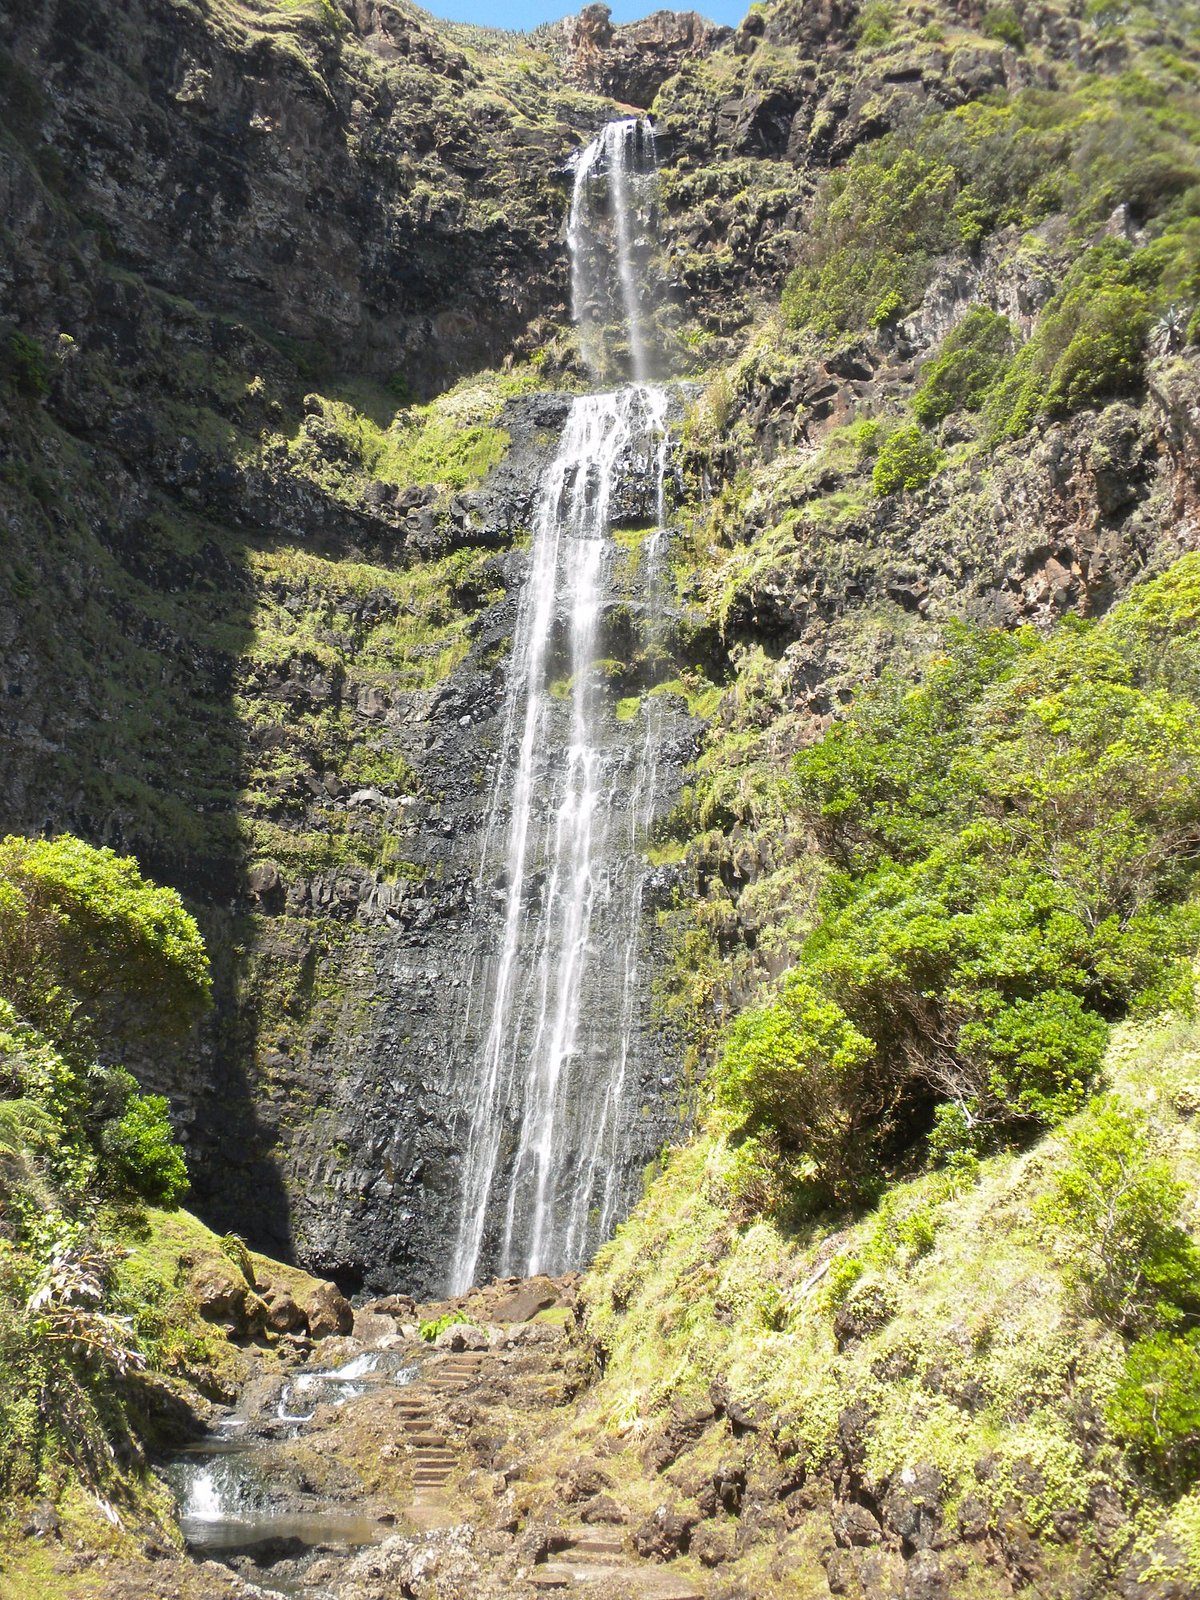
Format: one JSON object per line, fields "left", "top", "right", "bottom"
{"left": 449, "top": 118, "right": 667, "bottom": 1292}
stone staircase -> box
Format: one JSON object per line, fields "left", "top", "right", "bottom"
{"left": 390, "top": 1349, "right": 490, "bottom": 1493}
{"left": 528, "top": 1527, "right": 704, "bottom": 1598}
{"left": 391, "top": 1344, "right": 706, "bottom": 1596}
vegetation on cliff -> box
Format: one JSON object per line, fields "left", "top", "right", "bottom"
{"left": 0, "top": 838, "right": 206, "bottom": 1504}
{"left": 575, "top": 4, "right": 1200, "bottom": 1593}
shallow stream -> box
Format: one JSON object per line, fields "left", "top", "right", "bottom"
{"left": 161, "top": 1348, "right": 421, "bottom": 1586}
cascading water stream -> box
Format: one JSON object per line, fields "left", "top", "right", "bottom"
{"left": 449, "top": 118, "right": 671, "bottom": 1293}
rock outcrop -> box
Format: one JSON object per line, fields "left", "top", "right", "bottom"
{"left": 562, "top": 4, "right": 730, "bottom": 108}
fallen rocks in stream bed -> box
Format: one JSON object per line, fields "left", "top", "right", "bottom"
{"left": 336, "top": 1527, "right": 484, "bottom": 1600}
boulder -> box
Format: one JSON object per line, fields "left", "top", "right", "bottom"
{"left": 489, "top": 1276, "right": 560, "bottom": 1322}
{"left": 305, "top": 1280, "right": 353, "bottom": 1339}
{"left": 883, "top": 1463, "right": 944, "bottom": 1552}
{"left": 579, "top": 1494, "right": 627, "bottom": 1525}
{"left": 192, "top": 1260, "right": 249, "bottom": 1328}
{"left": 557, "top": 1457, "right": 612, "bottom": 1503}
{"left": 832, "top": 1500, "right": 884, "bottom": 1548}
{"left": 690, "top": 1521, "right": 735, "bottom": 1568}
{"left": 634, "top": 1503, "right": 700, "bottom": 1561}
{"left": 353, "top": 1309, "right": 400, "bottom": 1344}
{"left": 264, "top": 1288, "right": 306, "bottom": 1334}
{"left": 368, "top": 1293, "right": 417, "bottom": 1319}
{"left": 434, "top": 1321, "right": 489, "bottom": 1351}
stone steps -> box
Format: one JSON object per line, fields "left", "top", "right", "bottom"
{"left": 546, "top": 1527, "right": 626, "bottom": 1559}
{"left": 387, "top": 1357, "right": 495, "bottom": 1495}
{"left": 530, "top": 1563, "right": 704, "bottom": 1597}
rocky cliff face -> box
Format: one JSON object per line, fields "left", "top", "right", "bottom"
{"left": 0, "top": 0, "right": 714, "bottom": 1293}
{"left": 2, "top": 0, "right": 590, "bottom": 385}
{"left": 3, "top": 0, "right": 1199, "bottom": 1312}
{"left": 560, "top": 3, "right": 731, "bottom": 109}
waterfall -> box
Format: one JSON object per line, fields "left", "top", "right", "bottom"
{"left": 568, "top": 117, "right": 659, "bottom": 387}
{"left": 449, "top": 119, "right": 670, "bottom": 1292}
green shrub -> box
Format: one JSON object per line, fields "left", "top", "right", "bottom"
{"left": 1108, "top": 1330, "right": 1200, "bottom": 1488}
{"left": 821, "top": 1252, "right": 865, "bottom": 1309}
{"left": 218, "top": 1232, "right": 256, "bottom": 1284}
{"left": 716, "top": 974, "right": 878, "bottom": 1205}
{"left": 782, "top": 147, "right": 960, "bottom": 335}
{"left": 0, "top": 834, "right": 210, "bottom": 1055}
{"left": 1037, "top": 1098, "right": 1200, "bottom": 1333}
{"left": 98, "top": 1084, "right": 188, "bottom": 1207}
{"left": 0, "top": 837, "right": 208, "bottom": 1500}
{"left": 853, "top": 1, "right": 893, "bottom": 47}
{"left": 987, "top": 246, "right": 1153, "bottom": 436}
{"left": 722, "top": 587, "right": 1200, "bottom": 1204}
{"left": 420, "top": 1310, "right": 469, "bottom": 1342}
{"left": 869, "top": 289, "right": 905, "bottom": 329}
{"left": 872, "top": 425, "right": 942, "bottom": 494}
{"left": 1, "top": 331, "right": 48, "bottom": 398}
{"left": 958, "top": 989, "right": 1107, "bottom": 1126}
{"left": 1104, "top": 552, "right": 1200, "bottom": 704}
{"left": 981, "top": 5, "right": 1025, "bottom": 49}
{"left": 926, "top": 1101, "right": 986, "bottom": 1174}
{"left": 913, "top": 308, "right": 1015, "bottom": 426}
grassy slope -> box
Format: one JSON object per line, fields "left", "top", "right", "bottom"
{"left": 578, "top": 1016, "right": 1200, "bottom": 1592}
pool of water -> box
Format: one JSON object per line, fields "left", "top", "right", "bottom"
{"left": 162, "top": 1349, "right": 420, "bottom": 1570}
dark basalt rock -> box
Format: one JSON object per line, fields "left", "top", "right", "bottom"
{"left": 563, "top": 4, "right": 731, "bottom": 110}
{"left": 633, "top": 1502, "right": 700, "bottom": 1560}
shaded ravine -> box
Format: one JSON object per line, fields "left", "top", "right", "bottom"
{"left": 448, "top": 119, "right": 676, "bottom": 1291}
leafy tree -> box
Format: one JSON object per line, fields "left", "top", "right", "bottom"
{"left": 1103, "top": 551, "right": 1200, "bottom": 704}
{"left": 792, "top": 625, "right": 1029, "bottom": 868}
{"left": 961, "top": 631, "right": 1200, "bottom": 930}
{"left": 95, "top": 1073, "right": 188, "bottom": 1207}
{"left": 716, "top": 974, "right": 878, "bottom": 1204}
{"left": 0, "top": 835, "right": 210, "bottom": 1056}
{"left": 721, "top": 570, "right": 1200, "bottom": 1206}
{"left": 1108, "top": 1330, "right": 1200, "bottom": 1488}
